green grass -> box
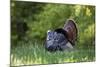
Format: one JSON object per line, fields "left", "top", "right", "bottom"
{"left": 10, "top": 41, "right": 95, "bottom": 66}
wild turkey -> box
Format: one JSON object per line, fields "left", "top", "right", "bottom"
{"left": 45, "top": 19, "right": 78, "bottom": 51}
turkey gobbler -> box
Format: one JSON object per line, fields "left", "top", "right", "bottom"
{"left": 45, "top": 19, "right": 78, "bottom": 51}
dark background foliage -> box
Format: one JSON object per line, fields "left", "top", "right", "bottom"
{"left": 11, "top": 1, "right": 95, "bottom": 48}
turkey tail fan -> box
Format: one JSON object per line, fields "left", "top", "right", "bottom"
{"left": 63, "top": 19, "right": 78, "bottom": 46}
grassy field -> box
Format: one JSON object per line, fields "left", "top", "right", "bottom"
{"left": 10, "top": 41, "right": 95, "bottom": 66}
